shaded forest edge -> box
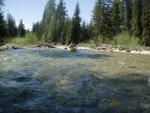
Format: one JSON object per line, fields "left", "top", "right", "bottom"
{"left": 0, "top": 0, "right": 150, "bottom": 50}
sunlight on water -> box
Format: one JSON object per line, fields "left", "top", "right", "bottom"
{"left": 0, "top": 48, "right": 150, "bottom": 112}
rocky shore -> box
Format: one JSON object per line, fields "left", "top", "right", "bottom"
{"left": 1, "top": 43, "right": 150, "bottom": 55}
{"left": 0, "top": 43, "right": 56, "bottom": 51}
{"left": 0, "top": 45, "right": 23, "bottom": 51}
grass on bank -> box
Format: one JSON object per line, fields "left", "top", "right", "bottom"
{"left": 6, "top": 32, "right": 150, "bottom": 51}
{"left": 79, "top": 32, "right": 150, "bottom": 51}
{"left": 6, "top": 33, "right": 43, "bottom": 46}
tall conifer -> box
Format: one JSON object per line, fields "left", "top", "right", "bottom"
{"left": 71, "top": 2, "right": 81, "bottom": 44}
{"left": 142, "top": 0, "right": 150, "bottom": 46}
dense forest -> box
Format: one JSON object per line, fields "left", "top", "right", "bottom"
{"left": 0, "top": 0, "right": 150, "bottom": 46}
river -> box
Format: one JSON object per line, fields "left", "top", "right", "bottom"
{"left": 0, "top": 48, "right": 150, "bottom": 113}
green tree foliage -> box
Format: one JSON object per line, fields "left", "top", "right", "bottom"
{"left": 132, "top": 0, "right": 143, "bottom": 38}
{"left": 102, "top": 1, "right": 114, "bottom": 41}
{"left": 65, "top": 18, "right": 73, "bottom": 44}
{"left": 70, "top": 2, "right": 81, "bottom": 44}
{"left": 125, "top": 0, "right": 133, "bottom": 35}
{"left": 41, "top": 0, "right": 56, "bottom": 41}
{"left": 18, "top": 20, "right": 26, "bottom": 37}
{"left": 0, "top": 0, "right": 7, "bottom": 46}
{"left": 48, "top": 13, "right": 57, "bottom": 42}
{"left": 55, "top": 0, "right": 67, "bottom": 43}
{"left": 31, "top": 0, "right": 150, "bottom": 46}
{"left": 112, "top": 0, "right": 121, "bottom": 35}
{"left": 32, "top": 21, "right": 43, "bottom": 40}
{"left": 142, "top": 0, "right": 150, "bottom": 46}
{"left": 87, "top": 20, "right": 94, "bottom": 40}
{"left": 6, "top": 14, "right": 18, "bottom": 37}
{"left": 92, "top": 0, "right": 103, "bottom": 41}
{"left": 120, "top": 0, "right": 125, "bottom": 26}
{"left": 80, "top": 21, "right": 88, "bottom": 42}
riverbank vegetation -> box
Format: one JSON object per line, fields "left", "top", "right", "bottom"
{"left": 0, "top": 0, "right": 150, "bottom": 50}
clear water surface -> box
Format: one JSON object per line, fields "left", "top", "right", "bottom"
{"left": 0, "top": 48, "right": 150, "bottom": 113}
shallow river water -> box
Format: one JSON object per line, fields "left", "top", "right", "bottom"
{"left": 0, "top": 48, "right": 150, "bottom": 113}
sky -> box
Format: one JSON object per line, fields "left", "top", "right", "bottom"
{"left": 3, "top": 0, "right": 96, "bottom": 30}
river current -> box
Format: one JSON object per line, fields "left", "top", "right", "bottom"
{"left": 0, "top": 48, "right": 150, "bottom": 112}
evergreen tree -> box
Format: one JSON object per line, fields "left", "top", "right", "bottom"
{"left": 32, "top": 21, "right": 43, "bottom": 40}
{"left": 55, "top": 0, "right": 67, "bottom": 43}
{"left": 120, "top": 0, "right": 125, "bottom": 26}
{"left": 48, "top": 13, "right": 57, "bottom": 42}
{"left": 6, "top": 14, "right": 18, "bottom": 37}
{"left": 112, "top": 0, "right": 121, "bottom": 35}
{"left": 92, "top": 0, "right": 103, "bottom": 42}
{"left": 102, "top": 1, "right": 114, "bottom": 40}
{"left": 42, "top": 0, "right": 56, "bottom": 40}
{"left": 71, "top": 2, "right": 81, "bottom": 44}
{"left": 65, "top": 17, "right": 73, "bottom": 44}
{"left": 125, "top": 0, "right": 133, "bottom": 35}
{"left": 18, "top": 20, "right": 26, "bottom": 37}
{"left": 80, "top": 21, "right": 88, "bottom": 42}
{"left": 87, "top": 20, "right": 94, "bottom": 40}
{"left": 142, "top": 0, "right": 150, "bottom": 46}
{"left": 0, "top": 0, "right": 7, "bottom": 46}
{"left": 132, "top": 0, "right": 143, "bottom": 38}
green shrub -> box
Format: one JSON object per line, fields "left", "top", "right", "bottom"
{"left": 7, "top": 33, "right": 40, "bottom": 46}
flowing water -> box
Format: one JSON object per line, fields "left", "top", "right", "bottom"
{"left": 0, "top": 48, "right": 150, "bottom": 113}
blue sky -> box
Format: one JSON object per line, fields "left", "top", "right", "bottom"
{"left": 3, "top": 0, "right": 96, "bottom": 30}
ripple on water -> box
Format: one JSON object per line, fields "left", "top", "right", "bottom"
{"left": 0, "top": 49, "right": 150, "bottom": 112}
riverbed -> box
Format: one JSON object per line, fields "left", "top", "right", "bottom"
{"left": 0, "top": 48, "right": 150, "bottom": 112}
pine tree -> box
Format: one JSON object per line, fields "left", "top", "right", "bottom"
{"left": 71, "top": 2, "right": 81, "bottom": 44}
{"left": 87, "top": 20, "right": 94, "bottom": 40}
{"left": 42, "top": 0, "right": 56, "bottom": 40}
{"left": 119, "top": 0, "right": 126, "bottom": 31}
{"left": 112, "top": 0, "right": 121, "bottom": 35}
{"left": 65, "top": 17, "right": 73, "bottom": 45}
{"left": 0, "top": 0, "right": 7, "bottom": 46}
{"left": 92, "top": 0, "right": 103, "bottom": 42}
{"left": 102, "top": 1, "right": 114, "bottom": 40}
{"left": 56, "top": 0, "right": 67, "bottom": 43}
{"left": 6, "top": 14, "right": 18, "bottom": 37}
{"left": 18, "top": 20, "right": 26, "bottom": 37}
{"left": 80, "top": 21, "right": 88, "bottom": 42}
{"left": 132, "top": 0, "right": 143, "bottom": 38}
{"left": 142, "top": 0, "right": 150, "bottom": 46}
{"left": 32, "top": 21, "right": 43, "bottom": 40}
{"left": 125, "top": 0, "right": 133, "bottom": 35}
{"left": 48, "top": 13, "right": 57, "bottom": 42}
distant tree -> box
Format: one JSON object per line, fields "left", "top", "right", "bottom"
{"left": 87, "top": 20, "right": 94, "bottom": 40}
{"left": 32, "top": 21, "right": 43, "bottom": 40}
{"left": 18, "top": 20, "right": 26, "bottom": 37}
{"left": 80, "top": 21, "right": 88, "bottom": 42}
{"left": 0, "top": 0, "right": 7, "bottom": 46}
{"left": 6, "top": 14, "right": 17, "bottom": 37}
{"left": 55, "top": 0, "right": 67, "bottom": 43}
{"left": 120, "top": 0, "right": 125, "bottom": 26}
{"left": 142, "top": 0, "right": 150, "bottom": 46}
{"left": 70, "top": 2, "right": 81, "bottom": 44}
{"left": 132, "top": 0, "right": 143, "bottom": 38}
{"left": 42, "top": 0, "right": 56, "bottom": 40}
{"left": 65, "top": 17, "right": 73, "bottom": 44}
{"left": 102, "top": 1, "right": 114, "bottom": 41}
{"left": 125, "top": 0, "right": 133, "bottom": 35}
{"left": 112, "top": 0, "right": 121, "bottom": 35}
{"left": 92, "top": 0, "right": 103, "bottom": 42}
{"left": 48, "top": 13, "right": 57, "bottom": 42}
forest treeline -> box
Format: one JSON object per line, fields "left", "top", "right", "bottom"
{"left": 0, "top": 0, "right": 150, "bottom": 46}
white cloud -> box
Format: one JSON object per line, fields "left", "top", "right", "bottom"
{"left": 23, "top": 22, "right": 32, "bottom": 31}
{"left": 16, "top": 21, "right": 32, "bottom": 31}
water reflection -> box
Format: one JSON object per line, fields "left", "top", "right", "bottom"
{"left": 0, "top": 49, "right": 150, "bottom": 112}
